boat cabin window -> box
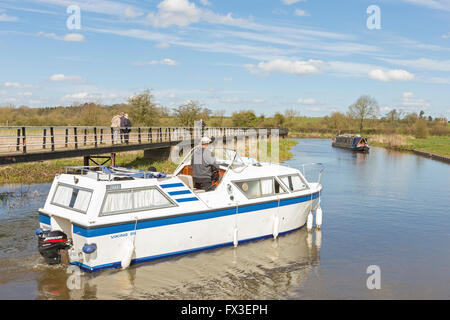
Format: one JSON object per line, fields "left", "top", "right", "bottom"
{"left": 100, "top": 186, "right": 175, "bottom": 216}
{"left": 279, "top": 174, "right": 308, "bottom": 192}
{"left": 51, "top": 183, "right": 93, "bottom": 213}
{"left": 234, "top": 177, "right": 287, "bottom": 199}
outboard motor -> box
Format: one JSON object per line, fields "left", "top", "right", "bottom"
{"left": 37, "top": 229, "right": 71, "bottom": 265}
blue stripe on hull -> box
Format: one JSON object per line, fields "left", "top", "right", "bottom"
{"left": 72, "top": 191, "right": 320, "bottom": 238}
{"left": 168, "top": 190, "right": 192, "bottom": 196}
{"left": 71, "top": 224, "right": 305, "bottom": 273}
{"left": 39, "top": 213, "right": 51, "bottom": 225}
{"left": 160, "top": 183, "right": 185, "bottom": 189}
{"left": 175, "top": 197, "right": 199, "bottom": 203}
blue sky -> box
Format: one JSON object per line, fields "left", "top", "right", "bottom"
{"left": 0, "top": 0, "right": 450, "bottom": 118}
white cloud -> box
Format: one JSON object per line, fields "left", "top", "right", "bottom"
{"left": 401, "top": 91, "right": 431, "bottom": 110}
{"left": 132, "top": 58, "right": 179, "bottom": 66}
{"left": 199, "top": 0, "right": 211, "bottom": 6}
{"left": 147, "top": 0, "right": 202, "bottom": 27}
{"left": 282, "top": 0, "right": 307, "bottom": 5}
{"left": 379, "top": 57, "right": 450, "bottom": 72}
{"left": 37, "top": 31, "right": 85, "bottom": 42}
{"left": 247, "top": 59, "right": 322, "bottom": 76}
{"left": 2, "top": 82, "right": 37, "bottom": 89}
{"left": 298, "top": 98, "right": 320, "bottom": 105}
{"left": 62, "top": 92, "right": 120, "bottom": 102}
{"left": 252, "top": 98, "right": 265, "bottom": 103}
{"left": 368, "top": 69, "right": 415, "bottom": 82}
{"left": 403, "top": 92, "right": 414, "bottom": 99}
{"left": 294, "top": 9, "right": 310, "bottom": 16}
{"left": 62, "top": 33, "right": 85, "bottom": 42}
{"left": 125, "top": 7, "right": 144, "bottom": 18}
{"left": 156, "top": 42, "right": 171, "bottom": 48}
{"left": 33, "top": 0, "right": 145, "bottom": 19}
{"left": 48, "top": 74, "right": 85, "bottom": 82}
{"left": 3, "top": 82, "right": 21, "bottom": 88}
{"left": 429, "top": 77, "right": 450, "bottom": 84}
{"left": 0, "top": 12, "right": 18, "bottom": 22}
{"left": 402, "top": 0, "right": 450, "bottom": 11}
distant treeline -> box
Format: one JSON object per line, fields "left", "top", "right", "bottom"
{"left": 1, "top": 91, "right": 448, "bottom": 138}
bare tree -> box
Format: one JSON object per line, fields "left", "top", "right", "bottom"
{"left": 348, "top": 95, "right": 379, "bottom": 133}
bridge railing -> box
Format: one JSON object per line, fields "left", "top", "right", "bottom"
{"left": 0, "top": 126, "right": 288, "bottom": 154}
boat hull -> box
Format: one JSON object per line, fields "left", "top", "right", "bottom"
{"left": 42, "top": 191, "right": 320, "bottom": 272}
{"left": 332, "top": 142, "right": 370, "bottom": 153}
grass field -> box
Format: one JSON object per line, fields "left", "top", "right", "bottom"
{"left": 369, "top": 134, "right": 450, "bottom": 158}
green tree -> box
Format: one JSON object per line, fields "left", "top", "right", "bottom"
{"left": 231, "top": 110, "right": 258, "bottom": 127}
{"left": 172, "top": 100, "right": 209, "bottom": 127}
{"left": 273, "top": 112, "right": 285, "bottom": 127}
{"left": 348, "top": 95, "right": 379, "bottom": 133}
{"left": 128, "top": 90, "right": 160, "bottom": 126}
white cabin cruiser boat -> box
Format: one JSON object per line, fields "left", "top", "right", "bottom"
{"left": 36, "top": 147, "right": 324, "bottom": 272}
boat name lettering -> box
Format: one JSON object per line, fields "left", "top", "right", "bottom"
{"left": 110, "top": 231, "right": 135, "bottom": 239}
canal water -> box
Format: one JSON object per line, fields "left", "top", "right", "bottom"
{"left": 0, "top": 139, "right": 448, "bottom": 299}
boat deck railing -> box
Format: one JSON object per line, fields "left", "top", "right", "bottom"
{"left": 299, "top": 163, "right": 324, "bottom": 185}
{"left": 64, "top": 165, "right": 168, "bottom": 181}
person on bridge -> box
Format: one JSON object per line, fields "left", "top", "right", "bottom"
{"left": 120, "top": 113, "right": 132, "bottom": 144}
{"left": 111, "top": 114, "right": 121, "bottom": 144}
{"left": 191, "top": 136, "right": 219, "bottom": 191}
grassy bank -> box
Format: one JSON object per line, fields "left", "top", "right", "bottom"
{"left": 0, "top": 138, "right": 298, "bottom": 185}
{"left": 370, "top": 135, "right": 450, "bottom": 158}
{"left": 288, "top": 132, "right": 334, "bottom": 139}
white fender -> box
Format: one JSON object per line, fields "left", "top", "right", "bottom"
{"left": 121, "top": 240, "right": 135, "bottom": 269}
{"left": 307, "top": 212, "right": 313, "bottom": 231}
{"left": 233, "top": 227, "right": 238, "bottom": 247}
{"left": 316, "top": 207, "right": 323, "bottom": 229}
{"left": 273, "top": 215, "right": 280, "bottom": 239}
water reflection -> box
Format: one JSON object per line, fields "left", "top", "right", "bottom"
{"left": 35, "top": 228, "right": 322, "bottom": 300}
{"left": 0, "top": 184, "right": 47, "bottom": 212}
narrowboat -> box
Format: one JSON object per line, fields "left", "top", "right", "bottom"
{"left": 332, "top": 135, "right": 370, "bottom": 153}
{"left": 36, "top": 147, "right": 324, "bottom": 272}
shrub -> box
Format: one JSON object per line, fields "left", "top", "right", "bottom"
{"left": 414, "top": 119, "right": 429, "bottom": 139}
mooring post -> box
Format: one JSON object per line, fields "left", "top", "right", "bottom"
{"left": 65, "top": 128, "right": 69, "bottom": 148}
{"left": 50, "top": 127, "right": 55, "bottom": 152}
{"left": 111, "top": 127, "right": 114, "bottom": 145}
{"left": 74, "top": 127, "right": 78, "bottom": 149}
{"left": 111, "top": 153, "right": 116, "bottom": 166}
{"left": 100, "top": 128, "right": 103, "bottom": 145}
{"left": 159, "top": 128, "right": 162, "bottom": 142}
{"left": 16, "top": 129, "right": 20, "bottom": 152}
{"left": 43, "top": 128, "right": 47, "bottom": 149}
{"left": 138, "top": 127, "right": 141, "bottom": 144}
{"left": 94, "top": 127, "right": 97, "bottom": 148}
{"left": 21, "top": 127, "right": 26, "bottom": 153}
{"left": 148, "top": 128, "right": 152, "bottom": 143}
